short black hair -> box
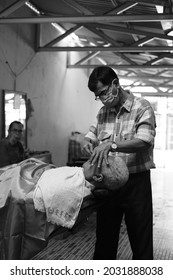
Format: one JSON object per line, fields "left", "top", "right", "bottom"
{"left": 88, "top": 66, "right": 118, "bottom": 92}
{"left": 9, "top": 121, "right": 23, "bottom": 131}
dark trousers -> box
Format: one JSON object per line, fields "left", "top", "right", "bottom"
{"left": 93, "top": 170, "right": 153, "bottom": 260}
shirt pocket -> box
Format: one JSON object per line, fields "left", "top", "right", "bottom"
{"left": 120, "top": 131, "right": 134, "bottom": 141}
{"left": 98, "top": 130, "right": 112, "bottom": 142}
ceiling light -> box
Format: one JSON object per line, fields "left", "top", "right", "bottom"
{"left": 25, "top": 1, "right": 40, "bottom": 14}
{"left": 167, "top": 30, "right": 173, "bottom": 47}
{"left": 156, "top": 5, "right": 164, "bottom": 14}
{"left": 25, "top": 2, "right": 83, "bottom": 46}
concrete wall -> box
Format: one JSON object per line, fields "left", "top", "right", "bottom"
{"left": 0, "top": 2, "right": 101, "bottom": 166}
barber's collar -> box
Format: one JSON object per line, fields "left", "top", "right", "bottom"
{"left": 108, "top": 91, "right": 134, "bottom": 113}
{"left": 123, "top": 91, "right": 134, "bottom": 112}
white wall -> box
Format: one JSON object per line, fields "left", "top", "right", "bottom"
{"left": 0, "top": 2, "right": 101, "bottom": 166}
{"left": 18, "top": 51, "right": 101, "bottom": 166}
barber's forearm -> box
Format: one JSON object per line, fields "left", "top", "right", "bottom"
{"left": 115, "top": 138, "right": 150, "bottom": 153}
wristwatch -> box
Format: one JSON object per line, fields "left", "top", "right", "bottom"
{"left": 110, "top": 141, "right": 117, "bottom": 152}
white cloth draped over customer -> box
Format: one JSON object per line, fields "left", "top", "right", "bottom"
{"left": 33, "top": 166, "right": 91, "bottom": 229}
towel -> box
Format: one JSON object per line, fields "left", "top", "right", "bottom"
{"left": 33, "top": 166, "right": 87, "bottom": 228}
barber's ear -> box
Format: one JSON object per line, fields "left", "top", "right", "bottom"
{"left": 93, "top": 174, "right": 103, "bottom": 182}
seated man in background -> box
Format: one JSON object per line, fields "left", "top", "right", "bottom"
{"left": 0, "top": 121, "right": 26, "bottom": 167}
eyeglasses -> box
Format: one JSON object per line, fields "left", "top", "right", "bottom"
{"left": 95, "top": 78, "right": 117, "bottom": 101}
{"left": 11, "top": 128, "right": 23, "bottom": 134}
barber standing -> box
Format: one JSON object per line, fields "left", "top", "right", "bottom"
{"left": 82, "top": 66, "right": 156, "bottom": 260}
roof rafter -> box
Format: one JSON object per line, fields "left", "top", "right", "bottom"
{"left": 37, "top": 46, "right": 173, "bottom": 52}
{"left": 1, "top": 14, "right": 173, "bottom": 24}
{"left": 67, "top": 64, "right": 173, "bottom": 69}
{"left": 1, "top": 0, "right": 173, "bottom": 92}
{"left": 61, "top": 0, "right": 94, "bottom": 15}
{"left": 43, "top": 24, "right": 82, "bottom": 47}
{"left": 105, "top": 2, "right": 138, "bottom": 15}
{"left": 0, "top": 0, "right": 26, "bottom": 17}
{"left": 88, "top": 23, "right": 173, "bottom": 42}
{"left": 129, "top": 0, "right": 168, "bottom": 7}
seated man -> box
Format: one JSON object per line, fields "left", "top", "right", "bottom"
{"left": 0, "top": 121, "right": 25, "bottom": 168}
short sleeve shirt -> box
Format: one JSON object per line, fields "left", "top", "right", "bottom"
{"left": 0, "top": 138, "right": 24, "bottom": 167}
{"left": 85, "top": 92, "right": 156, "bottom": 174}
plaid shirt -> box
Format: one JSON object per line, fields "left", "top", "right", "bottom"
{"left": 85, "top": 92, "right": 156, "bottom": 174}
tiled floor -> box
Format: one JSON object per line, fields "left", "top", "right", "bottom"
{"left": 33, "top": 168, "right": 173, "bottom": 260}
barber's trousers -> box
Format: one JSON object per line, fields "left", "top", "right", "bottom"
{"left": 93, "top": 170, "right": 153, "bottom": 260}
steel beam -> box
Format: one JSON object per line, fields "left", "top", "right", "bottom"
{"left": 129, "top": 0, "right": 168, "bottom": 7}
{"left": 1, "top": 14, "right": 173, "bottom": 24}
{"left": 107, "top": 2, "right": 138, "bottom": 15}
{"left": 43, "top": 25, "right": 82, "bottom": 48}
{"left": 67, "top": 64, "right": 173, "bottom": 69}
{"left": 117, "top": 75, "right": 173, "bottom": 81}
{"left": 0, "top": 0, "right": 26, "bottom": 17}
{"left": 87, "top": 23, "right": 173, "bottom": 42}
{"left": 74, "top": 52, "right": 100, "bottom": 65}
{"left": 37, "top": 46, "right": 173, "bottom": 52}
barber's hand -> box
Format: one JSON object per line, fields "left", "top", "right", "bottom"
{"left": 81, "top": 140, "right": 94, "bottom": 156}
{"left": 89, "top": 141, "right": 111, "bottom": 168}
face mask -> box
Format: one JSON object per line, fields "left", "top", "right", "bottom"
{"left": 101, "top": 87, "right": 119, "bottom": 107}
